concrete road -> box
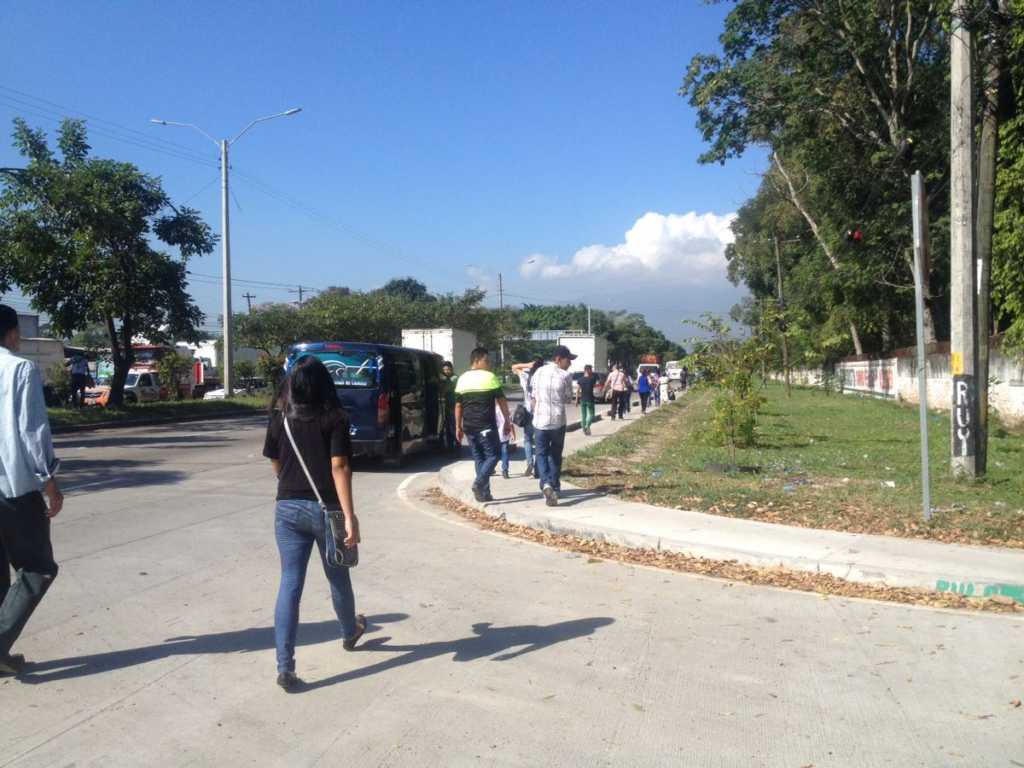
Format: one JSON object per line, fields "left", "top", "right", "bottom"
{"left": 1, "top": 418, "right": 1021, "bottom": 767}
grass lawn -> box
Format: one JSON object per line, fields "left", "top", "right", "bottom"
{"left": 565, "top": 384, "right": 1024, "bottom": 548}
{"left": 49, "top": 394, "right": 271, "bottom": 429}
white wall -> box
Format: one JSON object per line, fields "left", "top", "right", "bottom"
{"left": 788, "top": 345, "right": 1024, "bottom": 426}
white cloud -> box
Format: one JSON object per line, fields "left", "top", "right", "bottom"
{"left": 519, "top": 211, "right": 736, "bottom": 284}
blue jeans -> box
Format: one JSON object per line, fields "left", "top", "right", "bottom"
{"left": 499, "top": 441, "right": 510, "bottom": 473}
{"left": 534, "top": 426, "right": 566, "bottom": 492}
{"left": 274, "top": 499, "right": 357, "bottom": 673}
{"left": 522, "top": 422, "right": 535, "bottom": 469}
{"left": 466, "top": 428, "right": 500, "bottom": 494}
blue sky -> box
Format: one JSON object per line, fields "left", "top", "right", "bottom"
{"left": 1, "top": 0, "right": 765, "bottom": 341}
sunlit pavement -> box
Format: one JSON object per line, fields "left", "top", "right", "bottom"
{"left": 1, "top": 416, "right": 1021, "bottom": 767}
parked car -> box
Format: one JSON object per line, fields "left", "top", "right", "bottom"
{"left": 284, "top": 341, "right": 445, "bottom": 464}
{"left": 84, "top": 371, "right": 167, "bottom": 406}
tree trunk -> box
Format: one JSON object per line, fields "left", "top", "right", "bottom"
{"left": 772, "top": 152, "right": 864, "bottom": 355}
{"left": 773, "top": 234, "right": 792, "bottom": 397}
{"left": 106, "top": 314, "right": 136, "bottom": 408}
{"left": 975, "top": 45, "right": 1000, "bottom": 476}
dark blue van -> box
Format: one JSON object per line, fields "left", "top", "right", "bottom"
{"left": 285, "top": 341, "right": 444, "bottom": 462}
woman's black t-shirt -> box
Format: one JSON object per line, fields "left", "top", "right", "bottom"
{"left": 262, "top": 406, "right": 353, "bottom": 505}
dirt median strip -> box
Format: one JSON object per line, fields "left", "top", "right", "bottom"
{"left": 422, "top": 486, "right": 1023, "bottom": 615}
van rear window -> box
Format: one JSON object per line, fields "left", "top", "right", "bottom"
{"left": 312, "top": 352, "right": 380, "bottom": 388}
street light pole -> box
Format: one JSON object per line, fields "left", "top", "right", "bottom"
{"left": 220, "top": 139, "right": 233, "bottom": 395}
{"left": 151, "top": 108, "right": 301, "bottom": 396}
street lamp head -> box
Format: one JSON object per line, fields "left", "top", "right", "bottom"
{"left": 283, "top": 108, "right": 303, "bottom": 116}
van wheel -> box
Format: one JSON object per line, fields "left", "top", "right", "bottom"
{"left": 124, "top": 393, "right": 137, "bottom": 404}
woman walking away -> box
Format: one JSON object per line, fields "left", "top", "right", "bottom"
{"left": 495, "top": 403, "right": 516, "bottom": 478}
{"left": 637, "top": 370, "right": 651, "bottom": 414}
{"left": 511, "top": 357, "right": 543, "bottom": 477}
{"left": 650, "top": 370, "right": 661, "bottom": 407}
{"left": 263, "top": 356, "right": 364, "bottom": 691}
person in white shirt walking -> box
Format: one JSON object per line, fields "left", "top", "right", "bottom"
{"left": 530, "top": 345, "right": 576, "bottom": 507}
{"left": 0, "top": 305, "right": 62, "bottom": 677}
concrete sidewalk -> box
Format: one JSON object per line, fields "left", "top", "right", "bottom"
{"left": 440, "top": 401, "right": 1024, "bottom": 603}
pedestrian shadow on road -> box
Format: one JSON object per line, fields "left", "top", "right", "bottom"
{"left": 489, "top": 489, "right": 608, "bottom": 508}
{"left": 16, "top": 613, "right": 410, "bottom": 684}
{"left": 301, "top": 617, "right": 615, "bottom": 692}
{"left": 59, "top": 457, "right": 190, "bottom": 494}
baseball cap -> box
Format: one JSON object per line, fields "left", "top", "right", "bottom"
{"left": 553, "top": 345, "right": 578, "bottom": 360}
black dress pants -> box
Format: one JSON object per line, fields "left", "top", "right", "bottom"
{"left": 0, "top": 492, "right": 58, "bottom": 656}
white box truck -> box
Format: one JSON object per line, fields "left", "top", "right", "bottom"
{"left": 557, "top": 334, "right": 609, "bottom": 374}
{"left": 401, "top": 328, "right": 477, "bottom": 373}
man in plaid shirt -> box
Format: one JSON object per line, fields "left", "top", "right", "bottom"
{"left": 529, "top": 345, "right": 576, "bottom": 507}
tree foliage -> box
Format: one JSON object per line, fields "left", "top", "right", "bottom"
{"left": 0, "top": 118, "right": 215, "bottom": 406}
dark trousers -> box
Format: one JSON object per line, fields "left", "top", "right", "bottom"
{"left": 612, "top": 391, "right": 628, "bottom": 419}
{"left": 0, "top": 492, "right": 58, "bottom": 657}
{"left": 535, "top": 426, "right": 567, "bottom": 492}
{"left": 71, "top": 374, "right": 89, "bottom": 409}
{"left": 466, "top": 428, "right": 501, "bottom": 494}
{"left": 640, "top": 391, "right": 651, "bottom": 413}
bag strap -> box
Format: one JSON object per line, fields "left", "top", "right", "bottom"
{"left": 282, "top": 416, "right": 326, "bottom": 510}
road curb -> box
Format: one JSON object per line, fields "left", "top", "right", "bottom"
{"left": 51, "top": 409, "right": 266, "bottom": 434}
{"left": 436, "top": 416, "right": 1024, "bottom": 604}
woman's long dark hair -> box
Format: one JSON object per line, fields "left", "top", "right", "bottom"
{"left": 272, "top": 356, "right": 341, "bottom": 416}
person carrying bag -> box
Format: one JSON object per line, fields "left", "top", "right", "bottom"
{"left": 263, "top": 356, "right": 365, "bottom": 691}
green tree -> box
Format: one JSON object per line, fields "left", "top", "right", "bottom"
{"left": 69, "top": 322, "right": 110, "bottom": 350}
{"left": 993, "top": 0, "right": 1024, "bottom": 357}
{"left": 0, "top": 119, "right": 215, "bottom": 406}
{"left": 681, "top": 0, "right": 951, "bottom": 356}
{"left": 234, "top": 303, "right": 310, "bottom": 358}
{"left": 685, "top": 314, "right": 769, "bottom": 464}
{"left": 157, "top": 351, "right": 195, "bottom": 400}
{"left": 379, "top": 277, "right": 434, "bottom": 303}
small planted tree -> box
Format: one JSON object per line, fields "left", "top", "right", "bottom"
{"left": 685, "top": 314, "right": 768, "bottom": 466}
{"left": 157, "top": 351, "right": 195, "bottom": 400}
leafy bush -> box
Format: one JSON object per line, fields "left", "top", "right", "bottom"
{"left": 685, "top": 314, "right": 767, "bottom": 463}
{"left": 157, "top": 352, "right": 195, "bottom": 400}
{"left": 47, "top": 362, "right": 72, "bottom": 406}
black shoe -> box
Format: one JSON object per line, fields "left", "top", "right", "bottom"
{"left": 276, "top": 671, "right": 302, "bottom": 692}
{"left": 524, "top": 465, "right": 533, "bottom": 478}
{"left": 502, "top": 469, "right": 510, "bottom": 479}
{"left": 343, "top": 614, "right": 367, "bottom": 651}
{"left": 0, "top": 653, "right": 25, "bottom": 676}
{"left": 483, "top": 490, "right": 494, "bottom": 502}
{"left": 472, "top": 485, "right": 485, "bottom": 502}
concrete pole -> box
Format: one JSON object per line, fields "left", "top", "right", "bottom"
{"left": 498, "top": 272, "right": 505, "bottom": 368}
{"left": 949, "top": 0, "right": 978, "bottom": 478}
{"left": 220, "top": 139, "right": 234, "bottom": 397}
{"left": 911, "top": 172, "right": 932, "bottom": 520}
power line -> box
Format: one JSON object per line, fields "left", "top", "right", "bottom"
{"left": 0, "top": 85, "right": 218, "bottom": 164}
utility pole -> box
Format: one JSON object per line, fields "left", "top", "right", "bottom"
{"left": 220, "top": 139, "right": 234, "bottom": 396}
{"left": 243, "top": 292, "right": 256, "bottom": 313}
{"left": 289, "top": 286, "right": 311, "bottom": 307}
{"left": 498, "top": 272, "right": 505, "bottom": 368}
{"left": 587, "top": 304, "right": 592, "bottom": 335}
{"left": 949, "top": 0, "right": 979, "bottom": 478}
{"left": 911, "top": 172, "right": 933, "bottom": 520}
